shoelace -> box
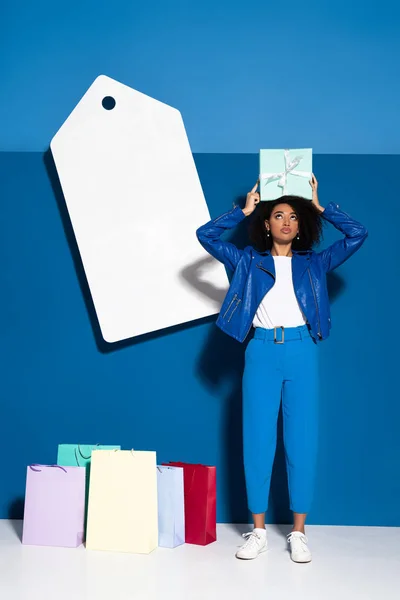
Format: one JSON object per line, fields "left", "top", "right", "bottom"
{"left": 240, "top": 531, "right": 264, "bottom": 551}
{"left": 287, "top": 532, "right": 309, "bottom": 552}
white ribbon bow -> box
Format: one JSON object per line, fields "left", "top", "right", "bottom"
{"left": 260, "top": 149, "right": 311, "bottom": 195}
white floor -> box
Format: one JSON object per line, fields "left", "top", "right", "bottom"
{"left": 1, "top": 520, "right": 399, "bottom": 600}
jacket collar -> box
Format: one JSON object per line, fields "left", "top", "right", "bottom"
{"left": 254, "top": 248, "right": 313, "bottom": 257}
{"left": 253, "top": 248, "right": 312, "bottom": 279}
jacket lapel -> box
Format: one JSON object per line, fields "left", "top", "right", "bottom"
{"left": 254, "top": 250, "right": 310, "bottom": 279}
{"left": 292, "top": 252, "right": 311, "bottom": 289}
{"left": 255, "top": 253, "right": 275, "bottom": 277}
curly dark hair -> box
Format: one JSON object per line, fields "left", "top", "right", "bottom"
{"left": 248, "top": 195, "right": 324, "bottom": 252}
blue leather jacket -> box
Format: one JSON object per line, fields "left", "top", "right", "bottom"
{"left": 196, "top": 202, "right": 368, "bottom": 343}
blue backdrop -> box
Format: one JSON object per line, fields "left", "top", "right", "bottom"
{"left": 1, "top": 0, "right": 399, "bottom": 153}
{"left": 1, "top": 152, "right": 398, "bottom": 525}
{"left": 1, "top": 0, "right": 399, "bottom": 525}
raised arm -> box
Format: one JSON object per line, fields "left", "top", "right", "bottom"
{"left": 196, "top": 182, "right": 260, "bottom": 272}
{"left": 317, "top": 202, "right": 368, "bottom": 272}
{"left": 309, "top": 174, "right": 368, "bottom": 272}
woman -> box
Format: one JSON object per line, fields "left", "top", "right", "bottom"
{"left": 196, "top": 175, "right": 367, "bottom": 562}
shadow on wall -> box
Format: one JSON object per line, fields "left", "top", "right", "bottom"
{"left": 8, "top": 498, "right": 25, "bottom": 540}
{"left": 180, "top": 256, "right": 227, "bottom": 305}
{"left": 9, "top": 497, "right": 24, "bottom": 519}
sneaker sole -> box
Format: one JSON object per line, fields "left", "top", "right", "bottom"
{"left": 235, "top": 546, "right": 268, "bottom": 560}
{"left": 290, "top": 555, "right": 312, "bottom": 563}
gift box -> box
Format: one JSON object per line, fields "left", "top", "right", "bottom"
{"left": 22, "top": 464, "right": 86, "bottom": 547}
{"left": 163, "top": 462, "right": 216, "bottom": 546}
{"left": 157, "top": 466, "right": 185, "bottom": 548}
{"left": 259, "top": 148, "right": 312, "bottom": 201}
{"left": 86, "top": 449, "right": 158, "bottom": 554}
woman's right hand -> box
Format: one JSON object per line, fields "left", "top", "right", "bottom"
{"left": 242, "top": 181, "right": 260, "bottom": 216}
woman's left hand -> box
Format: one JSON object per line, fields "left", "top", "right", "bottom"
{"left": 309, "top": 174, "right": 324, "bottom": 212}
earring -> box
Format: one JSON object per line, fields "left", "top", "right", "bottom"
{"left": 296, "top": 233, "right": 300, "bottom": 240}
{"left": 266, "top": 230, "right": 270, "bottom": 237}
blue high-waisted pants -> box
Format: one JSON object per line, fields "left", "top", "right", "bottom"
{"left": 242, "top": 324, "right": 319, "bottom": 514}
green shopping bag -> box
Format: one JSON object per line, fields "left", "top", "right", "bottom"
{"left": 57, "top": 443, "right": 121, "bottom": 537}
{"left": 57, "top": 444, "right": 121, "bottom": 471}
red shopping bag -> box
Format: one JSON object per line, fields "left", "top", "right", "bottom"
{"left": 163, "top": 462, "right": 216, "bottom": 546}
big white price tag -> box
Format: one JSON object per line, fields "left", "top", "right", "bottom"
{"left": 51, "top": 75, "right": 228, "bottom": 343}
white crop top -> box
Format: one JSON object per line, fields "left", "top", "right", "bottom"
{"left": 253, "top": 256, "right": 307, "bottom": 329}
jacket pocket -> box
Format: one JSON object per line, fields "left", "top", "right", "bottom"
{"left": 222, "top": 294, "right": 242, "bottom": 322}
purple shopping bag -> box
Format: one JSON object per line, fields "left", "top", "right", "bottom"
{"left": 22, "top": 464, "right": 86, "bottom": 548}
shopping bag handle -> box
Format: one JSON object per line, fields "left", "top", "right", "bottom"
{"left": 29, "top": 464, "right": 68, "bottom": 473}
{"left": 74, "top": 443, "right": 100, "bottom": 465}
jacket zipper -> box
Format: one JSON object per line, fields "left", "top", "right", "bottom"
{"left": 223, "top": 294, "right": 238, "bottom": 319}
{"left": 213, "top": 207, "right": 236, "bottom": 224}
{"left": 256, "top": 265, "right": 276, "bottom": 280}
{"left": 228, "top": 299, "right": 241, "bottom": 322}
{"left": 308, "top": 268, "right": 322, "bottom": 338}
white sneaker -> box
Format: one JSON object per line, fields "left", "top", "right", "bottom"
{"left": 287, "top": 531, "right": 312, "bottom": 563}
{"left": 235, "top": 528, "right": 268, "bottom": 560}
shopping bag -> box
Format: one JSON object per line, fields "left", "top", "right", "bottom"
{"left": 22, "top": 464, "right": 86, "bottom": 547}
{"left": 57, "top": 443, "right": 121, "bottom": 473}
{"left": 57, "top": 443, "right": 120, "bottom": 538}
{"left": 163, "top": 462, "right": 216, "bottom": 546}
{"left": 157, "top": 465, "right": 185, "bottom": 548}
{"left": 86, "top": 449, "right": 158, "bottom": 554}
